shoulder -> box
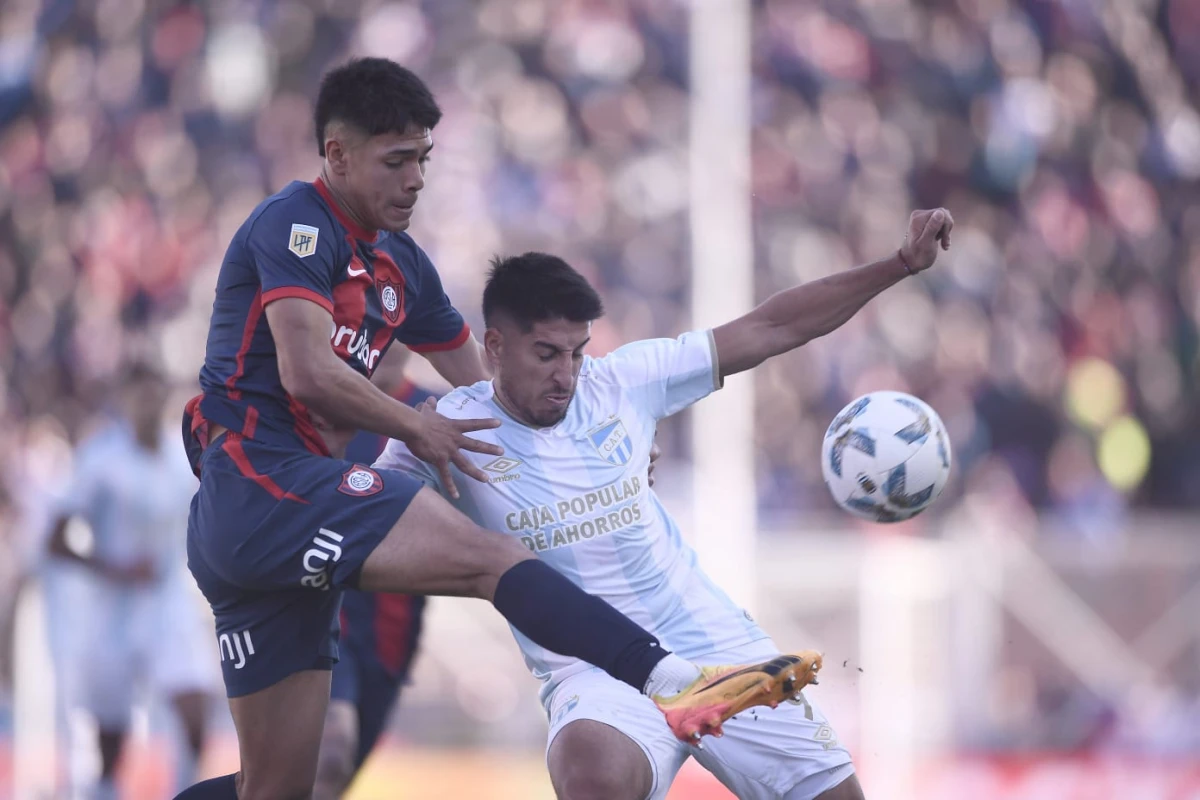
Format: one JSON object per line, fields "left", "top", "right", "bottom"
{"left": 243, "top": 182, "right": 342, "bottom": 250}
{"left": 378, "top": 232, "right": 436, "bottom": 276}
{"left": 435, "top": 383, "right": 498, "bottom": 420}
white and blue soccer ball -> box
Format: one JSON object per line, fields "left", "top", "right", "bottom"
{"left": 820, "top": 391, "right": 952, "bottom": 522}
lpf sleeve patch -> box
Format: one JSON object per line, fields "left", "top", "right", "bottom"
{"left": 338, "top": 465, "right": 384, "bottom": 496}
{"left": 289, "top": 223, "right": 320, "bottom": 258}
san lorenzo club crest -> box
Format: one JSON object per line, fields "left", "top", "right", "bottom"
{"left": 376, "top": 278, "right": 403, "bottom": 324}
{"left": 588, "top": 419, "right": 633, "bottom": 466}
{"left": 338, "top": 465, "right": 383, "bottom": 496}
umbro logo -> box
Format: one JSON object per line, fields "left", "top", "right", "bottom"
{"left": 484, "top": 457, "right": 521, "bottom": 474}
{"left": 483, "top": 456, "right": 522, "bottom": 482}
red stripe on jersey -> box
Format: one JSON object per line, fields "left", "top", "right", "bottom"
{"left": 313, "top": 177, "right": 378, "bottom": 243}
{"left": 226, "top": 289, "right": 263, "bottom": 400}
{"left": 242, "top": 406, "right": 258, "bottom": 438}
{"left": 287, "top": 394, "right": 332, "bottom": 457}
{"left": 408, "top": 322, "right": 471, "bottom": 353}
{"left": 330, "top": 236, "right": 372, "bottom": 367}
{"left": 221, "top": 435, "right": 310, "bottom": 504}
{"left": 262, "top": 286, "right": 334, "bottom": 314}
{"left": 374, "top": 593, "right": 418, "bottom": 674}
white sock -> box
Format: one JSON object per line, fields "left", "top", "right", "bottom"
{"left": 642, "top": 653, "right": 702, "bottom": 698}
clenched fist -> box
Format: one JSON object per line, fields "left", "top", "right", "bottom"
{"left": 900, "top": 208, "right": 955, "bottom": 273}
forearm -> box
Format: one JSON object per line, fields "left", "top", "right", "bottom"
{"left": 292, "top": 358, "right": 425, "bottom": 443}
{"left": 763, "top": 253, "right": 907, "bottom": 349}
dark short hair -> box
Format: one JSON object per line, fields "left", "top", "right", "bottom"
{"left": 314, "top": 58, "right": 442, "bottom": 156}
{"left": 483, "top": 252, "right": 604, "bottom": 330}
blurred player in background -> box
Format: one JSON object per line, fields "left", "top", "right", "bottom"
{"left": 46, "top": 363, "right": 217, "bottom": 799}
{"left": 378, "top": 209, "right": 954, "bottom": 800}
{"left": 178, "top": 56, "right": 811, "bottom": 800}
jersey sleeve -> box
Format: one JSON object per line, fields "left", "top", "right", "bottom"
{"left": 247, "top": 196, "right": 341, "bottom": 314}
{"left": 593, "top": 330, "right": 723, "bottom": 421}
{"left": 394, "top": 247, "right": 471, "bottom": 352}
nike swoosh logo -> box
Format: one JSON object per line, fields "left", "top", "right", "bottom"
{"left": 347, "top": 265, "right": 367, "bottom": 277}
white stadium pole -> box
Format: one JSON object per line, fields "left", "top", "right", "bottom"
{"left": 689, "top": 0, "right": 757, "bottom": 613}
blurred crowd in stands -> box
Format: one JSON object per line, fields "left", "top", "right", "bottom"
{"left": 0, "top": 0, "right": 1197, "bottom": 552}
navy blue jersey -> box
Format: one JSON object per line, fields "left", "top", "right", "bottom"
{"left": 186, "top": 178, "right": 468, "bottom": 464}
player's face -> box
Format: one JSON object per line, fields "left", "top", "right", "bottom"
{"left": 489, "top": 318, "right": 590, "bottom": 428}
{"left": 340, "top": 123, "right": 433, "bottom": 233}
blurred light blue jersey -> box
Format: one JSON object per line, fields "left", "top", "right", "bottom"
{"left": 377, "top": 330, "right": 767, "bottom": 698}
{"left": 59, "top": 420, "right": 197, "bottom": 575}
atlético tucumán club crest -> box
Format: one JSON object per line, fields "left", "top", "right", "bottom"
{"left": 376, "top": 277, "right": 403, "bottom": 324}
{"left": 338, "top": 465, "right": 384, "bottom": 496}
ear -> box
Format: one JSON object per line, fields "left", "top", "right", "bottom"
{"left": 324, "top": 133, "right": 350, "bottom": 176}
{"left": 483, "top": 327, "right": 503, "bottom": 366}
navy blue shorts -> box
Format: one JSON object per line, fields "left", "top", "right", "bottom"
{"left": 330, "top": 590, "right": 426, "bottom": 765}
{"left": 186, "top": 432, "right": 423, "bottom": 697}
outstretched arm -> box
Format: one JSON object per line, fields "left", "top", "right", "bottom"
{"left": 712, "top": 208, "right": 953, "bottom": 379}
{"left": 268, "top": 297, "right": 500, "bottom": 497}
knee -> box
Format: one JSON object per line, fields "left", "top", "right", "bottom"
{"left": 465, "top": 527, "right": 535, "bottom": 599}
{"left": 554, "top": 763, "right": 636, "bottom": 800}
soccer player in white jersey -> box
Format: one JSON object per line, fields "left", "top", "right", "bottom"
{"left": 46, "top": 364, "right": 218, "bottom": 798}
{"left": 378, "top": 207, "right": 954, "bottom": 800}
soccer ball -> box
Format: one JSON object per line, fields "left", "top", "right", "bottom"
{"left": 820, "top": 391, "right": 952, "bottom": 522}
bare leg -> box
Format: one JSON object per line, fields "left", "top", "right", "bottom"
{"left": 170, "top": 690, "right": 210, "bottom": 786}
{"left": 227, "top": 669, "right": 331, "bottom": 800}
{"left": 548, "top": 720, "right": 654, "bottom": 800}
{"left": 356, "top": 486, "right": 533, "bottom": 598}
{"left": 96, "top": 727, "right": 124, "bottom": 797}
{"left": 312, "top": 699, "right": 359, "bottom": 800}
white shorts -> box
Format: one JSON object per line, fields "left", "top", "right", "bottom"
{"left": 78, "top": 566, "right": 219, "bottom": 727}
{"left": 545, "top": 640, "right": 856, "bottom": 800}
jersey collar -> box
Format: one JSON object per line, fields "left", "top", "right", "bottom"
{"left": 487, "top": 380, "right": 574, "bottom": 437}
{"left": 313, "top": 176, "right": 379, "bottom": 243}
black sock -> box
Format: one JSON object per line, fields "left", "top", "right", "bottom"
{"left": 174, "top": 773, "right": 237, "bottom": 799}
{"left": 492, "top": 559, "right": 669, "bottom": 691}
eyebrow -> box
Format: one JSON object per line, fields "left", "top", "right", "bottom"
{"left": 534, "top": 338, "right": 590, "bottom": 352}
{"left": 383, "top": 141, "right": 434, "bottom": 157}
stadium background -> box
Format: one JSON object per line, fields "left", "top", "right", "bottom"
{"left": 0, "top": 0, "right": 1198, "bottom": 797}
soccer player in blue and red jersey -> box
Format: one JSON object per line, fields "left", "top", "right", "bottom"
{"left": 176, "top": 58, "right": 814, "bottom": 800}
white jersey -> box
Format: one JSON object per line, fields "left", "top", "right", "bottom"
{"left": 59, "top": 420, "right": 197, "bottom": 573}
{"left": 377, "top": 330, "right": 767, "bottom": 696}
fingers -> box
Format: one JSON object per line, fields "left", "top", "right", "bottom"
{"left": 423, "top": 396, "right": 438, "bottom": 410}
{"left": 919, "top": 208, "right": 947, "bottom": 244}
{"left": 455, "top": 416, "right": 502, "bottom": 433}
{"left": 456, "top": 434, "right": 504, "bottom": 457}
{"left": 939, "top": 208, "right": 954, "bottom": 249}
{"left": 437, "top": 461, "right": 460, "bottom": 500}
{"left": 454, "top": 451, "right": 493, "bottom": 485}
